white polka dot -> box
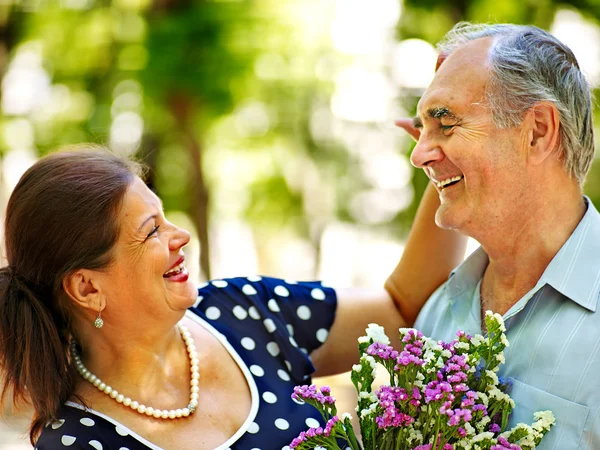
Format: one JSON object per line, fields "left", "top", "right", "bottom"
{"left": 300, "top": 347, "right": 308, "bottom": 354}
{"left": 282, "top": 447, "right": 291, "bottom": 450}
{"left": 292, "top": 395, "right": 304, "bottom": 405}
{"left": 89, "top": 440, "right": 103, "bottom": 450}
{"left": 263, "top": 318, "right": 277, "bottom": 333}
{"left": 248, "top": 422, "right": 260, "bottom": 434}
{"left": 212, "top": 280, "right": 228, "bottom": 288}
{"left": 262, "top": 391, "right": 278, "bottom": 403}
{"left": 306, "top": 417, "right": 320, "bottom": 428}
{"left": 198, "top": 282, "right": 208, "bottom": 289}
{"left": 241, "top": 337, "right": 256, "bottom": 350}
{"left": 296, "top": 305, "right": 311, "bottom": 320}
{"left": 286, "top": 324, "right": 294, "bottom": 336}
{"left": 51, "top": 419, "right": 64, "bottom": 429}
{"left": 284, "top": 279, "right": 297, "bottom": 284}
{"left": 316, "top": 328, "right": 329, "bottom": 343}
{"left": 250, "top": 365, "right": 265, "bottom": 377}
{"left": 275, "top": 418, "right": 290, "bottom": 430}
{"left": 193, "top": 296, "right": 203, "bottom": 307}
{"left": 267, "top": 299, "right": 280, "bottom": 312}
{"left": 205, "top": 306, "right": 221, "bottom": 320}
{"left": 311, "top": 288, "right": 326, "bottom": 300}
{"left": 277, "top": 369, "right": 290, "bottom": 381}
{"left": 321, "top": 280, "right": 332, "bottom": 288}
{"left": 247, "top": 275, "right": 262, "bottom": 282}
{"left": 266, "top": 342, "right": 280, "bottom": 357}
{"left": 242, "top": 284, "right": 258, "bottom": 295}
{"left": 248, "top": 306, "right": 261, "bottom": 320}
{"left": 115, "top": 426, "right": 129, "bottom": 436}
{"left": 289, "top": 336, "right": 298, "bottom": 347}
{"left": 274, "top": 285, "right": 290, "bottom": 297}
{"left": 61, "top": 435, "right": 76, "bottom": 446}
{"left": 119, "top": 448, "right": 130, "bottom": 450}
{"left": 80, "top": 418, "right": 95, "bottom": 427}
{"left": 285, "top": 360, "right": 292, "bottom": 371}
{"left": 232, "top": 305, "right": 248, "bottom": 320}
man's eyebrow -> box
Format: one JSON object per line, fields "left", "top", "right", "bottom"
{"left": 413, "top": 106, "right": 460, "bottom": 128}
{"left": 428, "top": 106, "right": 459, "bottom": 121}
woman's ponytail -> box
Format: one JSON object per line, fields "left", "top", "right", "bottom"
{"left": 0, "top": 266, "right": 77, "bottom": 444}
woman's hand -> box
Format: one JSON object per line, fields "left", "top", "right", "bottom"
{"left": 310, "top": 118, "right": 467, "bottom": 377}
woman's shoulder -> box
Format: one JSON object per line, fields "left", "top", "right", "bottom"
{"left": 36, "top": 402, "right": 151, "bottom": 450}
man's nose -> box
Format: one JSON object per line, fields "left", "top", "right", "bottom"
{"left": 410, "top": 133, "right": 444, "bottom": 168}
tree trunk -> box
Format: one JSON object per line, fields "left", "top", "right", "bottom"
{"left": 167, "top": 94, "right": 211, "bottom": 280}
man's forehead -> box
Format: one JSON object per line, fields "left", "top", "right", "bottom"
{"left": 417, "top": 44, "right": 492, "bottom": 117}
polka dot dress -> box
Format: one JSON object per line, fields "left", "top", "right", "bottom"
{"left": 36, "top": 277, "right": 337, "bottom": 449}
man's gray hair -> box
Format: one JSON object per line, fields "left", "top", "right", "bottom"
{"left": 438, "top": 23, "right": 595, "bottom": 186}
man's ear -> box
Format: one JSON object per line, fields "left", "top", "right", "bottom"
{"left": 62, "top": 269, "right": 105, "bottom": 313}
{"left": 526, "top": 102, "right": 561, "bottom": 166}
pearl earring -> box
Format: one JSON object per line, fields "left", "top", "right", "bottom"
{"left": 94, "top": 311, "right": 104, "bottom": 329}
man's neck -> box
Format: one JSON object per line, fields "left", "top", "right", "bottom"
{"left": 479, "top": 190, "right": 586, "bottom": 316}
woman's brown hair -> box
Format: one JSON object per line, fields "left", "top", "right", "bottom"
{"left": 0, "top": 147, "right": 141, "bottom": 444}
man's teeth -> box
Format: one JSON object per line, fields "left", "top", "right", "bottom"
{"left": 436, "top": 176, "right": 463, "bottom": 189}
{"left": 164, "top": 262, "right": 185, "bottom": 276}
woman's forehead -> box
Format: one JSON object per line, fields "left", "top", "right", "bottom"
{"left": 120, "top": 178, "right": 162, "bottom": 222}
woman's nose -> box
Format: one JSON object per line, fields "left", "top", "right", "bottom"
{"left": 169, "top": 225, "right": 191, "bottom": 251}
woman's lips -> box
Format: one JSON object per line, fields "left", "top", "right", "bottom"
{"left": 164, "top": 267, "right": 189, "bottom": 282}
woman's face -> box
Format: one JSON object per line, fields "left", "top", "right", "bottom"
{"left": 96, "top": 177, "right": 197, "bottom": 321}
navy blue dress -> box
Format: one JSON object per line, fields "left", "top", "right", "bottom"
{"left": 36, "top": 276, "right": 337, "bottom": 449}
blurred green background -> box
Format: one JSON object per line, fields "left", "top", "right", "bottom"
{"left": 1, "top": 1, "right": 600, "bottom": 447}
{"left": 0, "top": 0, "right": 599, "bottom": 287}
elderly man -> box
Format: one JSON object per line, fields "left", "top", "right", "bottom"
{"left": 394, "top": 23, "right": 598, "bottom": 449}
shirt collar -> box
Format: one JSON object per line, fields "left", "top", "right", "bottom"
{"left": 445, "top": 196, "right": 600, "bottom": 312}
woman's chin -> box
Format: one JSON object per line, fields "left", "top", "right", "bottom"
{"left": 164, "top": 278, "right": 198, "bottom": 309}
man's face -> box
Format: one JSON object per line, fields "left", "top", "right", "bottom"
{"left": 411, "top": 38, "right": 528, "bottom": 238}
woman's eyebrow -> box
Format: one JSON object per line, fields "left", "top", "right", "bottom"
{"left": 136, "top": 214, "right": 157, "bottom": 235}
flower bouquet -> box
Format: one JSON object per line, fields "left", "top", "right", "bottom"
{"left": 289, "top": 311, "right": 554, "bottom": 450}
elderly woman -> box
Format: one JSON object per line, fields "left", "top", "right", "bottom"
{"left": 0, "top": 148, "right": 464, "bottom": 449}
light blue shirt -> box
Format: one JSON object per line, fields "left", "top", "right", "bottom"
{"left": 415, "top": 197, "right": 600, "bottom": 450}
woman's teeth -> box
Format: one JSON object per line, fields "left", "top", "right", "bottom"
{"left": 164, "top": 262, "right": 185, "bottom": 277}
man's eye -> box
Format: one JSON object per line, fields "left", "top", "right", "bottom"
{"left": 146, "top": 225, "right": 160, "bottom": 238}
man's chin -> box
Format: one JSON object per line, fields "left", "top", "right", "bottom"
{"left": 435, "top": 206, "right": 466, "bottom": 231}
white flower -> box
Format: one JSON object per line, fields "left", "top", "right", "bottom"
{"left": 533, "top": 411, "right": 555, "bottom": 431}
{"left": 486, "top": 370, "right": 499, "bottom": 385}
{"left": 471, "top": 335, "right": 484, "bottom": 347}
{"left": 365, "top": 323, "right": 390, "bottom": 345}
{"left": 454, "top": 342, "right": 470, "bottom": 351}
{"left": 495, "top": 353, "right": 505, "bottom": 364}
{"left": 341, "top": 412, "right": 353, "bottom": 421}
{"left": 352, "top": 364, "right": 362, "bottom": 372}
{"left": 441, "top": 349, "right": 453, "bottom": 358}
{"left": 472, "top": 431, "right": 494, "bottom": 442}
{"left": 501, "top": 334, "right": 510, "bottom": 347}
{"left": 475, "top": 415, "right": 490, "bottom": 432}
{"left": 358, "top": 336, "right": 370, "bottom": 344}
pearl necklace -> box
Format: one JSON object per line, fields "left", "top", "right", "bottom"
{"left": 70, "top": 323, "right": 199, "bottom": 419}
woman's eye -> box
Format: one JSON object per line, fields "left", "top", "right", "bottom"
{"left": 146, "top": 225, "right": 160, "bottom": 239}
{"left": 440, "top": 124, "right": 455, "bottom": 130}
